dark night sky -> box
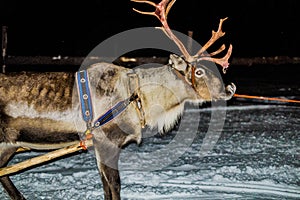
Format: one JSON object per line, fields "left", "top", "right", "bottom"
{"left": 1, "top": 0, "right": 300, "bottom": 57}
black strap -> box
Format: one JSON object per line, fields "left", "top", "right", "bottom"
{"left": 93, "top": 94, "right": 137, "bottom": 128}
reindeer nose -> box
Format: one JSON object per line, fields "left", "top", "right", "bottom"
{"left": 224, "top": 83, "right": 236, "bottom": 100}
{"left": 226, "top": 83, "right": 236, "bottom": 94}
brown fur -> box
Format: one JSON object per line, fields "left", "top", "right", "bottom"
{"left": 0, "top": 72, "right": 74, "bottom": 112}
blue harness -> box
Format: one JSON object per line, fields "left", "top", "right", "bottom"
{"left": 76, "top": 70, "right": 137, "bottom": 140}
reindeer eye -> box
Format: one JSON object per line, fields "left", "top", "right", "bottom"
{"left": 195, "top": 68, "right": 205, "bottom": 78}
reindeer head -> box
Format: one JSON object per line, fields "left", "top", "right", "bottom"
{"left": 132, "top": 0, "right": 236, "bottom": 101}
{"left": 168, "top": 54, "right": 235, "bottom": 102}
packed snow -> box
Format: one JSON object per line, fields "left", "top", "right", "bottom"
{"left": 1, "top": 103, "right": 300, "bottom": 199}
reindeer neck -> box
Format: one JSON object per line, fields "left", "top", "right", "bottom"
{"left": 134, "top": 65, "right": 195, "bottom": 132}
{"left": 135, "top": 65, "right": 195, "bottom": 104}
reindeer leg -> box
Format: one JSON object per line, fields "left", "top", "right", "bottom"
{"left": 99, "top": 163, "right": 112, "bottom": 200}
{"left": 93, "top": 137, "right": 121, "bottom": 200}
{"left": 100, "top": 163, "right": 121, "bottom": 200}
{"left": 0, "top": 147, "right": 27, "bottom": 200}
{"left": 93, "top": 121, "right": 141, "bottom": 200}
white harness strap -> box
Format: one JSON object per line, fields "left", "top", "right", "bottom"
{"left": 127, "top": 70, "right": 145, "bottom": 128}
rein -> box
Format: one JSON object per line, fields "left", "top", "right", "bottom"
{"left": 171, "top": 64, "right": 198, "bottom": 94}
{"left": 190, "top": 65, "right": 197, "bottom": 90}
{"left": 234, "top": 93, "right": 300, "bottom": 104}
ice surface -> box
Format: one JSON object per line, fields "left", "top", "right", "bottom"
{"left": 1, "top": 104, "right": 300, "bottom": 199}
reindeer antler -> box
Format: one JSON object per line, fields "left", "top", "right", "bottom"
{"left": 131, "top": 0, "right": 232, "bottom": 73}
{"left": 131, "top": 0, "right": 193, "bottom": 62}
{"left": 195, "top": 18, "right": 233, "bottom": 73}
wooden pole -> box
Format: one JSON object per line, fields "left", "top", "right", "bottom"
{"left": 2, "top": 26, "right": 8, "bottom": 73}
{"left": 187, "top": 30, "right": 193, "bottom": 54}
{"left": 0, "top": 139, "right": 93, "bottom": 177}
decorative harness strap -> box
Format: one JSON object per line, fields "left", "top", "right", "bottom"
{"left": 93, "top": 94, "right": 138, "bottom": 129}
{"left": 127, "top": 70, "right": 146, "bottom": 128}
{"left": 76, "top": 70, "right": 93, "bottom": 129}
{"left": 76, "top": 70, "right": 139, "bottom": 150}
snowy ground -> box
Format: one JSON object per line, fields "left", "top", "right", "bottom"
{"left": 1, "top": 102, "right": 300, "bottom": 200}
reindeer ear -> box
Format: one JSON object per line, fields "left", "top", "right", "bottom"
{"left": 168, "top": 54, "right": 188, "bottom": 72}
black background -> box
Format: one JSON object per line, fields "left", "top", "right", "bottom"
{"left": 1, "top": 0, "right": 300, "bottom": 57}
{"left": 1, "top": 0, "right": 300, "bottom": 98}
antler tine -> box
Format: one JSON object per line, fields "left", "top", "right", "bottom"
{"left": 131, "top": 0, "right": 156, "bottom": 7}
{"left": 206, "top": 44, "right": 225, "bottom": 57}
{"left": 195, "top": 17, "right": 228, "bottom": 57}
{"left": 165, "top": 0, "right": 176, "bottom": 19}
{"left": 131, "top": 0, "right": 159, "bottom": 18}
{"left": 131, "top": 0, "right": 193, "bottom": 62}
{"left": 198, "top": 44, "right": 233, "bottom": 73}
{"left": 131, "top": 0, "right": 176, "bottom": 19}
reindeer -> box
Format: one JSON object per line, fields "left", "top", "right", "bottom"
{"left": 0, "top": 0, "right": 236, "bottom": 199}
